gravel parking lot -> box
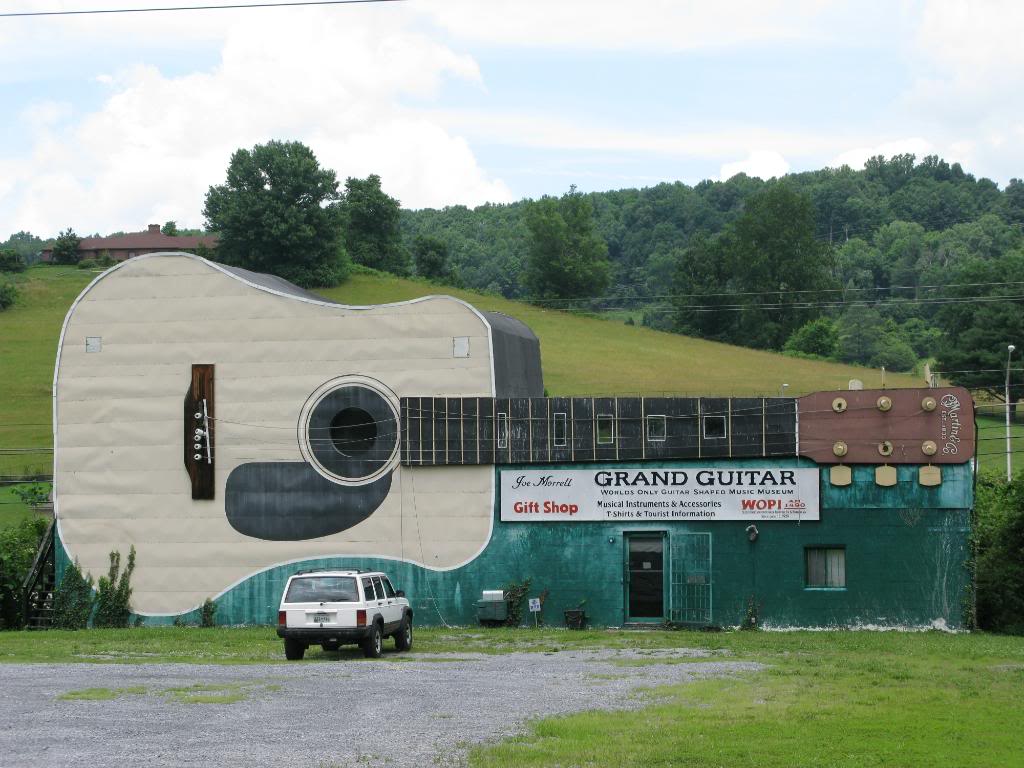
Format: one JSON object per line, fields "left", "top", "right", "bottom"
{"left": 0, "top": 648, "right": 762, "bottom": 767}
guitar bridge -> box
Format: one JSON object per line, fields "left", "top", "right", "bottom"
{"left": 184, "top": 363, "right": 215, "bottom": 500}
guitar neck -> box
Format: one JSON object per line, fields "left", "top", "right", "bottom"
{"left": 399, "top": 396, "right": 798, "bottom": 466}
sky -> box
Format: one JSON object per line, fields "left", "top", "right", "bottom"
{"left": 1, "top": 0, "right": 1023, "bottom": 238}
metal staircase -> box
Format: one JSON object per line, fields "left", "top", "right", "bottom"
{"left": 22, "top": 516, "right": 56, "bottom": 630}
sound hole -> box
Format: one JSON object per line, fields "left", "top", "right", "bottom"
{"left": 305, "top": 382, "right": 398, "bottom": 483}
{"left": 330, "top": 407, "right": 377, "bottom": 457}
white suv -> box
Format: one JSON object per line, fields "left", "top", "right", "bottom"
{"left": 276, "top": 569, "right": 412, "bottom": 659}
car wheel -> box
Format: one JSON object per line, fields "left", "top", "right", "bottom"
{"left": 362, "top": 622, "right": 383, "bottom": 658}
{"left": 394, "top": 613, "right": 412, "bottom": 652}
{"left": 321, "top": 641, "right": 340, "bottom": 652}
{"left": 284, "top": 638, "right": 306, "bottom": 661}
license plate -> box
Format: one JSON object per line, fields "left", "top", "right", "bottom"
{"left": 313, "top": 612, "right": 330, "bottom": 624}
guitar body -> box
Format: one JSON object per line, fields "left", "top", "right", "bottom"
{"left": 54, "top": 253, "right": 539, "bottom": 615}
{"left": 53, "top": 252, "right": 975, "bottom": 620}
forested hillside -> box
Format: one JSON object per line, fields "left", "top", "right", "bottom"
{"left": 400, "top": 154, "right": 1024, "bottom": 392}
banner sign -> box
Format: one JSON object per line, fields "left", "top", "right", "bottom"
{"left": 500, "top": 468, "right": 819, "bottom": 522}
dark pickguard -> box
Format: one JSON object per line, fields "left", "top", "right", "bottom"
{"left": 225, "top": 462, "right": 392, "bottom": 541}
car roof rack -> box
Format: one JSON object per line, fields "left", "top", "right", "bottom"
{"left": 292, "top": 568, "right": 373, "bottom": 576}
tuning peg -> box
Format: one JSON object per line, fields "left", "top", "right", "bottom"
{"left": 830, "top": 465, "right": 852, "bottom": 486}
{"left": 919, "top": 465, "right": 941, "bottom": 487}
{"left": 875, "top": 465, "right": 897, "bottom": 487}
{"left": 921, "top": 397, "right": 937, "bottom": 412}
{"left": 877, "top": 396, "right": 893, "bottom": 412}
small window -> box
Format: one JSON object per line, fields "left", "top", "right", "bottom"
{"left": 597, "top": 414, "right": 615, "bottom": 445}
{"left": 553, "top": 412, "right": 567, "bottom": 447}
{"left": 497, "top": 412, "right": 509, "bottom": 449}
{"left": 806, "top": 548, "right": 846, "bottom": 588}
{"left": 285, "top": 576, "right": 358, "bottom": 603}
{"left": 703, "top": 415, "right": 726, "bottom": 440}
{"left": 362, "top": 577, "right": 377, "bottom": 600}
{"left": 646, "top": 414, "right": 666, "bottom": 442}
{"left": 372, "top": 576, "right": 386, "bottom": 600}
{"left": 381, "top": 577, "right": 396, "bottom": 598}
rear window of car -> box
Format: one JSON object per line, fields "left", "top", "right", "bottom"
{"left": 284, "top": 576, "right": 359, "bottom": 603}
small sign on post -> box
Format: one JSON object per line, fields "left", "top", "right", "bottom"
{"left": 528, "top": 597, "right": 541, "bottom": 628}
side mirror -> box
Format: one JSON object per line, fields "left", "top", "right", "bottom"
{"left": 395, "top": 590, "right": 405, "bottom": 598}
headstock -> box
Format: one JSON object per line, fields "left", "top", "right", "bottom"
{"left": 797, "top": 387, "right": 973, "bottom": 465}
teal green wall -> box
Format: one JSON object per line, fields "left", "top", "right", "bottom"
{"left": 56, "top": 459, "right": 974, "bottom": 629}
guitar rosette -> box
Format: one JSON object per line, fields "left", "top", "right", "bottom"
{"left": 297, "top": 375, "right": 402, "bottom": 486}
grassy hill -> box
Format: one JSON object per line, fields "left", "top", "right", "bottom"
{"left": 0, "top": 263, "right": 927, "bottom": 476}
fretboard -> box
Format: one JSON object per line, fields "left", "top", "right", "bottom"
{"left": 399, "top": 396, "right": 797, "bottom": 466}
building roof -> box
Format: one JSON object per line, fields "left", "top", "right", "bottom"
{"left": 74, "top": 225, "right": 218, "bottom": 251}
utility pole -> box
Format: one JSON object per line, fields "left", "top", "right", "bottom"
{"left": 1007, "top": 344, "right": 1016, "bottom": 482}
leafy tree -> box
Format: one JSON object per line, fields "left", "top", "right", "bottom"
{"left": 1003, "top": 178, "right": 1024, "bottom": 225}
{"left": 870, "top": 329, "right": 917, "bottom": 372}
{"left": 784, "top": 317, "right": 838, "bottom": 358}
{"left": 974, "top": 478, "right": 1024, "bottom": 634}
{"left": 0, "top": 517, "right": 48, "bottom": 629}
{"left": 51, "top": 228, "right": 81, "bottom": 265}
{"left": 524, "top": 185, "right": 610, "bottom": 301}
{"left": 675, "top": 183, "right": 835, "bottom": 350}
{"left": 935, "top": 253, "right": 1024, "bottom": 413}
{"left": 203, "top": 140, "right": 350, "bottom": 288}
{"left": 673, "top": 232, "right": 732, "bottom": 340}
{"left": 1, "top": 231, "right": 44, "bottom": 263}
{"left": 339, "top": 174, "right": 409, "bottom": 275}
{"left": 837, "top": 305, "right": 884, "bottom": 365}
{"left": 0, "top": 248, "right": 25, "bottom": 273}
{"left": 161, "top": 221, "right": 179, "bottom": 236}
{"left": 412, "top": 234, "right": 450, "bottom": 281}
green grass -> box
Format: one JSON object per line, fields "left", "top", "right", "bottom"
{"left": 974, "top": 413, "right": 1024, "bottom": 480}
{"left": 0, "top": 265, "right": 920, "bottom": 476}
{"left": 58, "top": 685, "right": 146, "bottom": 701}
{"left": 0, "top": 484, "right": 47, "bottom": 528}
{"left": 469, "top": 630, "right": 1024, "bottom": 768}
{"left": 319, "top": 273, "right": 920, "bottom": 397}
{"left": 0, "top": 265, "right": 92, "bottom": 475}
{"left": 58, "top": 680, "right": 277, "bottom": 705}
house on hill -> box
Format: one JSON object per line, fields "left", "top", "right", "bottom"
{"left": 41, "top": 224, "right": 218, "bottom": 262}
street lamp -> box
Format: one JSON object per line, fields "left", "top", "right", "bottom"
{"left": 1008, "top": 344, "right": 1017, "bottom": 482}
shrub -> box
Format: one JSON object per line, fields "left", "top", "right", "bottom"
{"left": 974, "top": 478, "right": 1024, "bottom": 634}
{"left": 503, "top": 577, "right": 532, "bottom": 627}
{"left": 200, "top": 597, "right": 217, "bottom": 628}
{"left": 784, "top": 317, "right": 838, "bottom": 358}
{"left": 93, "top": 547, "right": 136, "bottom": 628}
{"left": 52, "top": 561, "right": 94, "bottom": 629}
{"left": 0, "top": 281, "right": 17, "bottom": 311}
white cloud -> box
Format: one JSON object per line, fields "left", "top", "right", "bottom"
{"left": 18, "top": 100, "right": 72, "bottom": 129}
{"left": 897, "top": 1, "right": 1024, "bottom": 182}
{"left": 719, "top": 151, "right": 790, "bottom": 181}
{"left": 1, "top": 10, "right": 510, "bottom": 235}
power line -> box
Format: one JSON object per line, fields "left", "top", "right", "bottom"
{"left": 526, "top": 280, "right": 1024, "bottom": 308}
{"left": 0, "top": 0, "right": 402, "bottom": 18}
